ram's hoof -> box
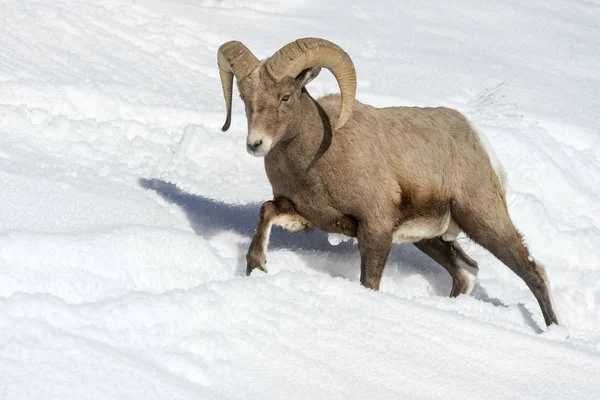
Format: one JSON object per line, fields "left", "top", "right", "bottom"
{"left": 246, "top": 263, "right": 267, "bottom": 276}
{"left": 246, "top": 251, "right": 267, "bottom": 276}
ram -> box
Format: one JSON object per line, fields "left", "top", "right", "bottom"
{"left": 217, "top": 37, "right": 559, "bottom": 328}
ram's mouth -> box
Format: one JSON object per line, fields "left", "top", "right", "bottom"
{"left": 247, "top": 147, "right": 269, "bottom": 157}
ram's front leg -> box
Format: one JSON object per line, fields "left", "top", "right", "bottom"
{"left": 357, "top": 221, "right": 393, "bottom": 290}
{"left": 246, "top": 198, "right": 312, "bottom": 276}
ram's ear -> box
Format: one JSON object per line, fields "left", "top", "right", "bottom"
{"left": 296, "top": 67, "right": 321, "bottom": 88}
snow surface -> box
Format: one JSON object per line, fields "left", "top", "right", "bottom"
{"left": 1, "top": 0, "right": 600, "bottom": 398}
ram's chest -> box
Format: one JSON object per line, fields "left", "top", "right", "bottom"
{"left": 287, "top": 187, "right": 357, "bottom": 235}
{"left": 267, "top": 170, "right": 356, "bottom": 236}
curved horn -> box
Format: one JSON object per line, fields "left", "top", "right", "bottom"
{"left": 217, "top": 41, "right": 259, "bottom": 131}
{"left": 266, "top": 38, "right": 356, "bottom": 130}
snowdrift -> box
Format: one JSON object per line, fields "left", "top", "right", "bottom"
{"left": 1, "top": 0, "right": 599, "bottom": 398}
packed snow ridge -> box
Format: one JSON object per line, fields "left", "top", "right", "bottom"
{"left": 1, "top": 0, "right": 599, "bottom": 399}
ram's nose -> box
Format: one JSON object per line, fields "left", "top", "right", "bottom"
{"left": 247, "top": 139, "right": 263, "bottom": 153}
{"left": 246, "top": 133, "right": 271, "bottom": 157}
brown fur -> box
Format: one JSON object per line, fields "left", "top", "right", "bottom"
{"left": 239, "top": 63, "right": 560, "bottom": 328}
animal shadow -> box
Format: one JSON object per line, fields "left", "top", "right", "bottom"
{"left": 139, "top": 178, "right": 356, "bottom": 255}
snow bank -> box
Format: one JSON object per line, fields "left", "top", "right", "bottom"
{"left": 0, "top": 0, "right": 599, "bottom": 398}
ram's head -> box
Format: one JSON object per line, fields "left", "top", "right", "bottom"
{"left": 217, "top": 38, "right": 356, "bottom": 156}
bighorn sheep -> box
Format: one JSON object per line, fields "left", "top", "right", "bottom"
{"left": 217, "top": 37, "right": 560, "bottom": 328}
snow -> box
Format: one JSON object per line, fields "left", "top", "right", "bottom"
{"left": 1, "top": 0, "right": 599, "bottom": 398}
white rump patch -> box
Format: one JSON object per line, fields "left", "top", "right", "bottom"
{"left": 471, "top": 123, "right": 506, "bottom": 189}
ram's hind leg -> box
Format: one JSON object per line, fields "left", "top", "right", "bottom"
{"left": 246, "top": 198, "right": 312, "bottom": 275}
{"left": 452, "top": 199, "right": 560, "bottom": 327}
{"left": 414, "top": 238, "right": 479, "bottom": 297}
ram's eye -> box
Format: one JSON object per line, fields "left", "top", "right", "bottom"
{"left": 281, "top": 94, "right": 291, "bottom": 103}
